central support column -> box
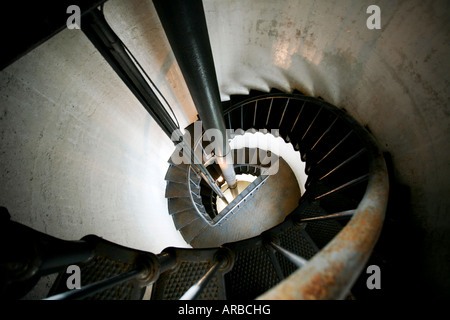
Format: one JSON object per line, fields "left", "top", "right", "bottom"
{"left": 153, "top": 0, "right": 238, "bottom": 197}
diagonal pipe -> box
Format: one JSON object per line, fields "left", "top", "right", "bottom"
{"left": 153, "top": 0, "right": 238, "bottom": 197}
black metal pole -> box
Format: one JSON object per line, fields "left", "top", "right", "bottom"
{"left": 152, "top": 0, "right": 224, "bottom": 138}
{"left": 153, "top": 0, "right": 238, "bottom": 193}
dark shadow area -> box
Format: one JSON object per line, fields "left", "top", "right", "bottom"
{"left": 351, "top": 152, "right": 437, "bottom": 299}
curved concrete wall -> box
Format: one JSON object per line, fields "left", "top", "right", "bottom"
{"left": 204, "top": 0, "right": 450, "bottom": 297}
{"left": 0, "top": 0, "right": 448, "bottom": 298}
{"left": 0, "top": 15, "right": 191, "bottom": 253}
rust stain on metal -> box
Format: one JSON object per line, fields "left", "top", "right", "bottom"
{"left": 300, "top": 261, "right": 344, "bottom": 300}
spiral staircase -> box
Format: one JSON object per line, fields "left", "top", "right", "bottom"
{"left": 154, "top": 89, "right": 386, "bottom": 300}
{"left": 0, "top": 1, "right": 390, "bottom": 300}
{"left": 1, "top": 90, "right": 388, "bottom": 300}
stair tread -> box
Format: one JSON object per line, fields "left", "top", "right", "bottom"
{"left": 168, "top": 197, "right": 196, "bottom": 214}
{"left": 150, "top": 247, "right": 226, "bottom": 300}
{"left": 179, "top": 217, "right": 210, "bottom": 244}
{"left": 165, "top": 164, "right": 201, "bottom": 185}
{"left": 172, "top": 208, "right": 202, "bottom": 230}
{"left": 165, "top": 181, "right": 190, "bottom": 198}
{"left": 165, "top": 165, "right": 188, "bottom": 184}
{"left": 223, "top": 242, "right": 281, "bottom": 299}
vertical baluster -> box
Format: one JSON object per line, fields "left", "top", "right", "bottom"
{"left": 296, "top": 210, "right": 355, "bottom": 223}
{"left": 265, "top": 98, "right": 274, "bottom": 127}
{"left": 301, "top": 106, "right": 322, "bottom": 141}
{"left": 310, "top": 116, "right": 339, "bottom": 152}
{"left": 319, "top": 149, "right": 366, "bottom": 181}
{"left": 270, "top": 242, "right": 307, "bottom": 268}
{"left": 44, "top": 267, "right": 146, "bottom": 300}
{"left": 317, "top": 130, "right": 353, "bottom": 165}
{"left": 278, "top": 98, "right": 290, "bottom": 127}
{"left": 290, "top": 100, "right": 306, "bottom": 133}
{"left": 314, "top": 174, "right": 369, "bottom": 200}
{"left": 253, "top": 100, "right": 258, "bottom": 128}
{"left": 179, "top": 261, "right": 220, "bottom": 300}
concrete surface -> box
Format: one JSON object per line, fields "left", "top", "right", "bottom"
{"left": 0, "top": 18, "right": 190, "bottom": 253}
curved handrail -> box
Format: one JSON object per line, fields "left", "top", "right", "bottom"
{"left": 256, "top": 134, "right": 389, "bottom": 299}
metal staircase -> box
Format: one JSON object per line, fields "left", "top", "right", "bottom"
{"left": 1, "top": 90, "right": 389, "bottom": 300}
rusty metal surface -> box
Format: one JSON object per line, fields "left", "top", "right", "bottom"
{"left": 257, "top": 149, "right": 389, "bottom": 300}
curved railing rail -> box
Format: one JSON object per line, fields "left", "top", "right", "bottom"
{"left": 257, "top": 138, "right": 388, "bottom": 299}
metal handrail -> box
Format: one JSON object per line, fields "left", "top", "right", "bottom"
{"left": 257, "top": 136, "right": 389, "bottom": 299}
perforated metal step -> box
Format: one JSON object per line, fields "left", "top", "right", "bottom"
{"left": 48, "top": 236, "right": 149, "bottom": 300}
{"left": 150, "top": 248, "right": 229, "bottom": 300}
{"left": 223, "top": 220, "right": 319, "bottom": 299}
